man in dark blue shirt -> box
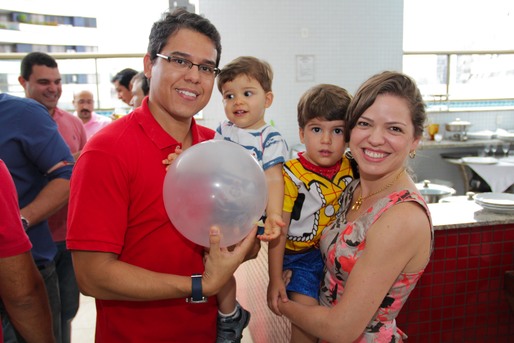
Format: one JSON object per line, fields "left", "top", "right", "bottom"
{"left": 0, "top": 93, "right": 74, "bottom": 343}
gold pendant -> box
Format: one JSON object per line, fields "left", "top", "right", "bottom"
{"left": 352, "top": 197, "right": 362, "bottom": 211}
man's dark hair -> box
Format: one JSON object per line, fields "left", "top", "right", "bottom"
{"left": 111, "top": 68, "right": 138, "bottom": 89}
{"left": 132, "top": 71, "right": 150, "bottom": 96}
{"left": 147, "top": 8, "right": 222, "bottom": 67}
{"left": 20, "top": 52, "right": 58, "bottom": 81}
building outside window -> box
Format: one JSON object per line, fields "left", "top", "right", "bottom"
{"left": 403, "top": 0, "right": 514, "bottom": 111}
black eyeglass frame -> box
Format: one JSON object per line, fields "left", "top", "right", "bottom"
{"left": 156, "top": 53, "right": 220, "bottom": 76}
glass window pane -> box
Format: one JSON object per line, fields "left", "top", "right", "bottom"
{"left": 403, "top": 54, "right": 447, "bottom": 99}
{"left": 448, "top": 54, "right": 514, "bottom": 100}
{"left": 57, "top": 57, "right": 142, "bottom": 111}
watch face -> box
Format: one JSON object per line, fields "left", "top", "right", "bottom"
{"left": 21, "top": 217, "right": 29, "bottom": 231}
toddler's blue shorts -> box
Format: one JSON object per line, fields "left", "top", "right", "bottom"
{"left": 282, "top": 248, "right": 324, "bottom": 299}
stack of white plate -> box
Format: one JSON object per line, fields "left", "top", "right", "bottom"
{"left": 498, "top": 132, "right": 514, "bottom": 142}
{"left": 501, "top": 156, "right": 514, "bottom": 164}
{"left": 467, "top": 130, "right": 496, "bottom": 140}
{"left": 474, "top": 193, "right": 514, "bottom": 214}
{"left": 461, "top": 156, "right": 498, "bottom": 165}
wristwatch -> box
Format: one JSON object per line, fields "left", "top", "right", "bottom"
{"left": 187, "top": 274, "right": 207, "bottom": 303}
{"left": 20, "top": 215, "right": 29, "bottom": 231}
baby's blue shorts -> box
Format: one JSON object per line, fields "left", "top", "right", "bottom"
{"left": 283, "top": 248, "right": 324, "bottom": 299}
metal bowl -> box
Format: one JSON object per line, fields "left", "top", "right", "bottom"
{"left": 445, "top": 118, "right": 471, "bottom": 132}
{"left": 415, "top": 180, "right": 456, "bottom": 203}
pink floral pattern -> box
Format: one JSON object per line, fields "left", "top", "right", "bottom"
{"left": 320, "top": 180, "right": 433, "bottom": 342}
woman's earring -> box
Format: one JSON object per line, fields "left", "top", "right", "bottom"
{"left": 344, "top": 149, "right": 354, "bottom": 160}
{"left": 409, "top": 151, "right": 416, "bottom": 159}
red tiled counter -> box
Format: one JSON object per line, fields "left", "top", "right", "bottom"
{"left": 397, "top": 202, "right": 514, "bottom": 342}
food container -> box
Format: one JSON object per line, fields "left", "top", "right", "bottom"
{"left": 415, "top": 180, "right": 456, "bottom": 203}
{"left": 445, "top": 118, "right": 471, "bottom": 132}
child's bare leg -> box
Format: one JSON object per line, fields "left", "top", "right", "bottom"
{"left": 216, "top": 275, "right": 251, "bottom": 342}
{"left": 289, "top": 292, "right": 319, "bottom": 343}
{"left": 217, "top": 275, "right": 237, "bottom": 315}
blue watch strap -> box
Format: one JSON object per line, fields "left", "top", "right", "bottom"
{"left": 188, "top": 274, "right": 207, "bottom": 303}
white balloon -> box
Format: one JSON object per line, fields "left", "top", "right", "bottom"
{"left": 163, "top": 140, "right": 267, "bottom": 247}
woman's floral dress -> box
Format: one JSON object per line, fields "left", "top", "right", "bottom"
{"left": 319, "top": 179, "right": 433, "bottom": 343}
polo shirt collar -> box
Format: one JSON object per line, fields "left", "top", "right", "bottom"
{"left": 134, "top": 97, "right": 203, "bottom": 150}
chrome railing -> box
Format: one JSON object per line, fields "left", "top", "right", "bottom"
{"left": 2, "top": 50, "right": 513, "bottom": 113}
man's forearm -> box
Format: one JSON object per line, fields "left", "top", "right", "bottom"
{"left": 20, "top": 178, "right": 69, "bottom": 228}
{"left": 1, "top": 252, "right": 55, "bottom": 343}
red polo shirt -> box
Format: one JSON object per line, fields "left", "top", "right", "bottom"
{"left": 67, "top": 98, "right": 216, "bottom": 342}
{"left": 0, "top": 160, "right": 32, "bottom": 342}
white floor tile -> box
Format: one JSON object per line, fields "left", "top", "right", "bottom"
{"left": 71, "top": 294, "right": 96, "bottom": 343}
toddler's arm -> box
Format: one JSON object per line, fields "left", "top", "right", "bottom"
{"left": 258, "top": 163, "right": 285, "bottom": 242}
{"left": 267, "top": 210, "right": 291, "bottom": 315}
{"left": 162, "top": 147, "right": 183, "bottom": 171}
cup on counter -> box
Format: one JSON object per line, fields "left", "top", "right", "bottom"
{"left": 428, "top": 123, "right": 440, "bottom": 140}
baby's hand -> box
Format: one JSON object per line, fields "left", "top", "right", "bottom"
{"left": 258, "top": 213, "right": 284, "bottom": 242}
{"left": 162, "top": 147, "right": 183, "bottom": 171}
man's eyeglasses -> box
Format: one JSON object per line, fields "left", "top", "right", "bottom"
{"left": 156, "top": 54, "right": 220, "bottom": 77}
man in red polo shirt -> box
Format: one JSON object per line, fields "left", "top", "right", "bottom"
{"left": 0, "top": 159, "right": 54, "bottom": 343}
{"left": 67, "top": 9, "right": 257, "bottom": 343}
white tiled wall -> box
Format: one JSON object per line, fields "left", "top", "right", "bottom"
{"left": 199, "top": 0, "right": 404, "bottom": 147}
{"left": 197, "top": 0, "right": 514, "bottom": 196}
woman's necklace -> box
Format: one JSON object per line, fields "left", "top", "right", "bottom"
{"left": 351, "top": 169, "right": 406, "bottom": 211}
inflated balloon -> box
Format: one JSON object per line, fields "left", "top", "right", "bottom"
{"left": 163, "top": 140, "right": 267, "bottom": 247}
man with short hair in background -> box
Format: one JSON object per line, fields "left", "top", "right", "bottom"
{"left": 111, "top": 67, "right": 137, "bottom": 106}
{"left": 72, "top": 90, "right": 112, "bottom": 140}
{"left": 18, "top": 51, "right": 86, "bottom": 343}
{"left": 129, "top": 71, "right": 150, "bottom": 108}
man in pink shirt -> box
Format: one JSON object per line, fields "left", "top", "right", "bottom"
{"left": 72, "top": 90, "right": 112, "bottom": 140}
{"left": 19, "top": 51, "right": 86, "bottom": 343}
